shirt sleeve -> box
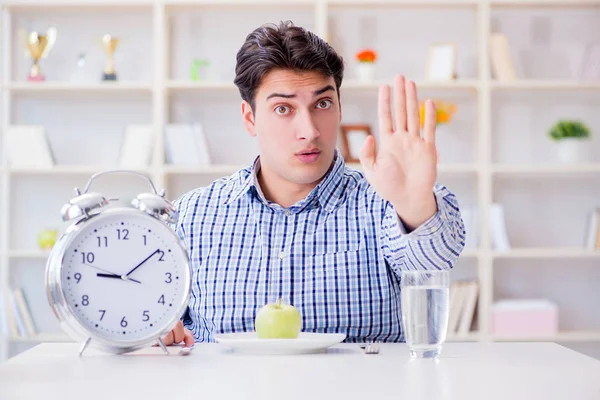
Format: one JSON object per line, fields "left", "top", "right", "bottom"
{"left": 380, "top": 182, "right": 466, "bottom": 274}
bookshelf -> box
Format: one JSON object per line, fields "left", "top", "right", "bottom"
{"left": 1, "top": 0, "right": 600, "bottom": 361}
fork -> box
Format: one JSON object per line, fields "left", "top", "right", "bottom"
{"left": 361, "top": 342, "right": 380, "bottom": 355}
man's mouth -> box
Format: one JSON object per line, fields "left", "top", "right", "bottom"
{"left": 296, "top": 149, "right": 322, "bottom": 163}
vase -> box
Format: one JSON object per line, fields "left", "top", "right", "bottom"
{"left": 355, "top": 63, "right": 375, "bottom": 82}
{"left": 556, "top": 138, "right": 590, "bottom": 164}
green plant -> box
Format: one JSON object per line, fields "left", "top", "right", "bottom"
{"left": 548, "top": 120, "right": 591, "bottom": 141}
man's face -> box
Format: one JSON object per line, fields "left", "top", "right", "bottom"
{"left": 241, "top": 69, "right": 342, "bottom": 187}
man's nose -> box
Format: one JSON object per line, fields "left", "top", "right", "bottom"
{"left": 295, "top": 112, "right": 320, "bottom": 141}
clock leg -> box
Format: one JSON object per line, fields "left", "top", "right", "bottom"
{"left": 78, "top": 337, "right": 91, "bottom": 357}
{"left": 157, "top": 337, "right": 170, "bottom": 355}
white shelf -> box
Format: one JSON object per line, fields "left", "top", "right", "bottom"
{"left": 167, "top": 79, "right": 480, "bottom": 91}
{"left": 492, "top": 248, "right": 600, "bottom": 259}
{"left": 9, "top": 166, "right": 151, "bottom": 176}
{"left": 8, "top": 334, "right": 72, "bottom": 343}
{"left": 342, "top": 79, "right": 480, "bottom": 90}
{"left": 164, "top": 0, "right": 317, "bottom": 5}
{"left": 447, "top": 332, "right": 480, "bottom": 342}
{"left": 491, "top": 80, "right": 600, "bottom": 90}
{"left": 6, "top": 82, "right": 153, "bottom": 94}
{"left": 492, "top": 164, "right": 600, "bottom": 176}
{"left": 166, "top": 81, "right": 238, "bottom": 91}
{"left": 163, "top": 164, "right": 244, "bottom": 175}
{"left": 163, "top": 163, "right": 478, "bottom": 176}
{"left": 3, "top": 1, "right": 153, "bottom": 11}
{"left": 327, "top": 0, "right": 478, "bottom": 6}
{"left": 490, "top": 0, "right": 600, "bottom": 6}
{"left": 8, "top": 250, "right": 52, "bottom": 259}
{"left": 493, "top": 331, "right": 600, "bottom": 342}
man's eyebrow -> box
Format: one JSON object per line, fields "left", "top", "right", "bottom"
{"left": 265, "top": 85, "right": 336, "bottom": 101}
{"left": 266, "top": 92, "right": 295, "bottom": 100}
{"left": 314, "top": 85, "right": 335, "bottom": 96}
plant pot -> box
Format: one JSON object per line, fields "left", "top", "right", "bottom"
{"left": 355, "top": 63, "right": 375, "bottom": 82}
{"left": 556, "top": 138, "right": 590, "bottom": 164}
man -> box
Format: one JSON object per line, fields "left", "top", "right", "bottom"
{"left": 160, "top": 21, "right": 465, "bottom": 348}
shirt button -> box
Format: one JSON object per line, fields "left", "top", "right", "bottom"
{"left": 285, "top": 210, "right": 291, "bottom": 216}
{"left": 279, "top": 252, "right": 285, "bottom": 259}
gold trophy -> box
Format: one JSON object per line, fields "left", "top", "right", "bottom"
{"left": 101, "top": 34, "right": 119, "bottom": 81}
{"left": 26, "top": 28, "right": 57, "bottom": 82}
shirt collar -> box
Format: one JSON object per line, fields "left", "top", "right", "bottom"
{"left": 224, "top": 150, "right": 347, "bottom": 213}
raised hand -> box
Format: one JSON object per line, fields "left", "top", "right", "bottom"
{"left": 359, "top": 75, "right": 438, "bottom": 231}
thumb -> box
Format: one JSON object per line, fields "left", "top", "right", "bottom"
{"left": 359, "top": 135, "right": 376, "bottom": 173}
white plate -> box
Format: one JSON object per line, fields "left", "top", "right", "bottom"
{"left": 214, "top": 332, "right": 347, "bottom": 355}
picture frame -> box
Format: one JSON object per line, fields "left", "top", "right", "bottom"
{"left": 339, "top": 124, "right": 372, "bottom": 163}
{"left": 426, "top": 42, "right": 457, "bottom": 81}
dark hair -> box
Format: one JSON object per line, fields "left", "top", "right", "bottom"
{"left": 233, "top": 21, "right": 344, "bottom": 112}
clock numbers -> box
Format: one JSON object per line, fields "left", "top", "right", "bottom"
{"left": 74, "top": 273, "right": 82, "bottom": 283}
{"left": 97, "top": 236, "right": 108, "bottom": 247}
{"left": 121, "top": 316, "right": 128, "bottom": 328}
{"left": 142, "top": 235, "right": 147, "bottom": 246}
{"left": 165, "top": 273, "right": 172, "bottom": 283}
{"left": 99, "top": 309, "right": 106, "bottom": 321}
{"left": 81, "top": 252, "right": 95, "bottom": 264}
{"left": 158, "top": 294, "right": 165, "bottom": 305}
{"left": 143, "top": 310, "right": 150, "bottom": 321}
{"left": 82, "top": 295, "right": 89, "bottom": 306}
{"left": 117, "top": 228, "right": 129, "bottom": 240}
{"left": 158, "top": 250, "right": 165, "bottom": 262}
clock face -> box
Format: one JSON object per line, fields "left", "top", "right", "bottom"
{"left": 60, "top": 211, "right": 189, "bottom": 343}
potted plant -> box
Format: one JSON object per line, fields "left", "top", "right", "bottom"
{"left": 419, "top": 99, "right": 458, "bottom": 128}
{"left": 547, "top": 120, "right": 591, "bottom": 164}
{"left": 355, "top": 49, "right": 377, "bottom": 82}
{"left": 419, "top": 99, "right": 457, "bottom": 162}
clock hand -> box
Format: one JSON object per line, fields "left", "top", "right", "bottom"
{"left": 81, "top": 262, "right": 124, "bottom": 277}
{"left": 124, "top": 249, "right": 161, "bottom": 278}
{"left": 96, "top": 273, "right": 141, "bottom": 284}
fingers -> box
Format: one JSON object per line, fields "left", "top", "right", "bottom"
{"left": 423, "top": 99, "right": 437, "bottom": 144}
{"left": 378, "top": 84, "right": 393, "bottom": 135}
{"left": 160, "top": 330, "right": 174, "bottom": 346}
{"left": 359, "top": 135, "right": 377, "bottom": 170}
{"left": 406, "top": 80, "right": 421, "bottom": 136}
{"left": 393, "top": 75, "right": 407, "bottom": 133}
{"left": 183, "top": 329, "right": 195, "bottom": 348}
{"left": 172, "top": 321, "right": 185, "bottom": 344}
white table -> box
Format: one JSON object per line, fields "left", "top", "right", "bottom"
{"left": 1, "top": 342, "right": 599, "bottom": 399}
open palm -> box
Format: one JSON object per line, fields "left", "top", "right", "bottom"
{"left": 359, "top": 75, "right": 438, "bottom": 229}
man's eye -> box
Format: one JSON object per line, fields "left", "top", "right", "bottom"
{"left": 275, "top": 105, "right": 291, "bottom": 115}
{"left": 316, "top": 99, "right": 332, "bottom": 109}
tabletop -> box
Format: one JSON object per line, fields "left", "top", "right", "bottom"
{"left": 1, "top": 341, "right": 599, "bottom": 400}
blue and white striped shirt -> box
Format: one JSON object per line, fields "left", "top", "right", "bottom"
{"left": 173, "top": 151, "right": 465, "bottom": 343}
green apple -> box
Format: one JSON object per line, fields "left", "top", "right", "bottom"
{"left": 255, "top": 298, "right": 301, "bottom": 339}
{"left": 38, "top": 229, "right": 58, "bottom": 250}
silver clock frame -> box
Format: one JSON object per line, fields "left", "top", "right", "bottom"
{"left": 44, "top": 170, "right": 192, "bottom": 357}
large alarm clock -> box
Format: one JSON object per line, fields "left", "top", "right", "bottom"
{"left": 45, "top": 170, "right": 192, "bottom": 356}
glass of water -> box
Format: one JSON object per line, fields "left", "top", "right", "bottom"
{"left": 401, "top": 269, "right": 450, "bottom": 359}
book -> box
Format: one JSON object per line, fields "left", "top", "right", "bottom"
{"left": 6, "top": 125, "right": 55, "bottom": 168}
{"left": 13, "top": 288, "right": 37, "bottom": 337}
{"left": 490, "top": 203, "right": 511, "bottom": 251}
{"left": 490, "top": 32, "right": 517, "bottom": 81}
{"left": 457, "top": 280, "right": 479, "bottom": 335}
{"left": 118, "top": 124, "right": 154, "bottom": 169}
{"left": 584, "top": 208, "right": 599, "bottom": 249}
{"left": 164, "top": 123, "right": 212, "bottom": 166}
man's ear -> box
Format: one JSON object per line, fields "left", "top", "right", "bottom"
{"left": 241, "top": 100, "right": 256, "bottom": 137}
